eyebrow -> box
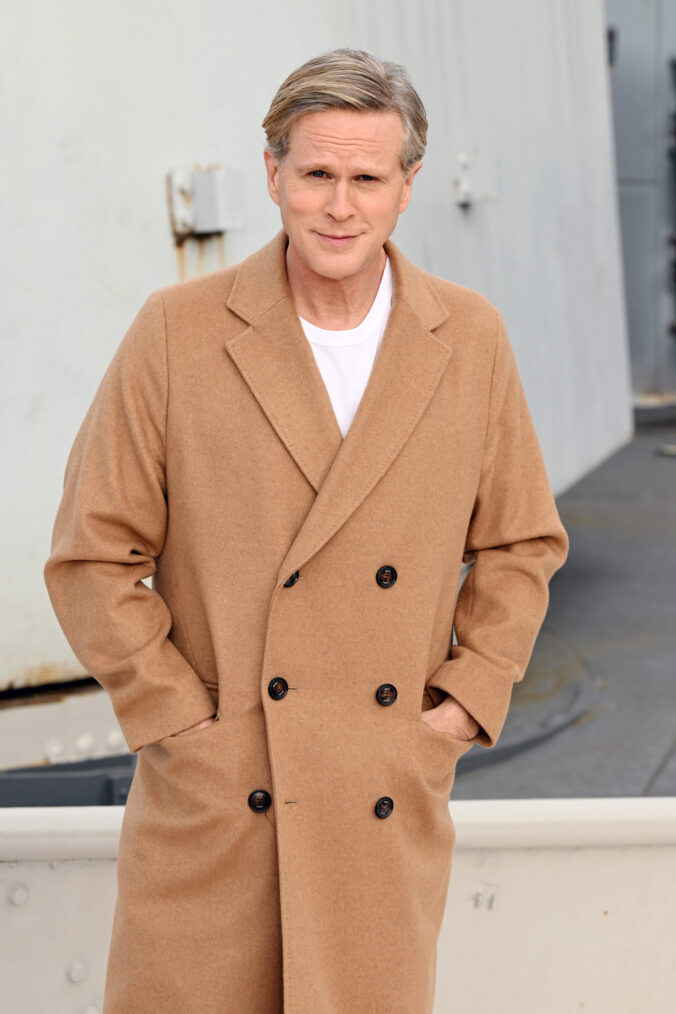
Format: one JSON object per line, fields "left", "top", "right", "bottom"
{"left": 295, "top": 163, "right": 384, "bottom": 176}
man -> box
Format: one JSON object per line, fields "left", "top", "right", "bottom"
{"left": 45, "top": 48, "right": 568, "bottom": 1014}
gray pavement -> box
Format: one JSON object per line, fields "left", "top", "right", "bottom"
{"left": 452, "top": 422, "right": 676, "bottom": 800}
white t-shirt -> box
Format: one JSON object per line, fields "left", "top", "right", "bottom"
{"left": 298, "top": 256, "right": 393, "bottom": 438}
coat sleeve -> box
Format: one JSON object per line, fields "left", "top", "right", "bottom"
{"left": 428, "top": 308, "right": 569, "bottom": 749}
{"left": 43, "top": 292, "right": 218, "bottom": 753}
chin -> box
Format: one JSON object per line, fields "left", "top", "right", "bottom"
{"left": 301, "top": 251, "right": 359, "bottom": 281}
{"left": 314, "top": 260, "right": 362, "bottom": 281}
{"left": 312, "top": 244, "right": 381, "bottom": 280}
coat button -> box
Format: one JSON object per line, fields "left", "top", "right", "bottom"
{"left": 268, "top": 677, "right": 289, "bottom": 700}
{"left": 374, "top": 796, "right": 394, "bottom": 819}
{"left": 375, "top": 565, "right": 397, "bottom": 588}
{"left": 375, "top": 683, "right": 398, "bottom": 706}
{"left": 248, "top": 789, "right": 272, "bottom": 812}
{"left": 284, "top": 570, "right": 300, "bottom": 587}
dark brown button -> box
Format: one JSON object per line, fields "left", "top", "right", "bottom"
{"left": 248, "top": 789, "right": 272, "bottom": 812}
{"left": 284, "top": 571, "right": 300, "bottom": 587}
{"left": 374, "top": 796, "right": 394, "bottom": 819}
{"left": 268, "top": 677, "right": 289, "bottom": 700}
{"left": 375, "top": 683, "right": 397, "bottom": 706}
{"left": 375, "top": 565, "right": 397, "bottom": 588}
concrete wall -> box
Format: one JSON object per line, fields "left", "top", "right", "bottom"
{"left": 2, "top": 798, "right": 674, "bottom": 1012}
{"left": 2, "top": 0, "right": 632, "bottom": 690}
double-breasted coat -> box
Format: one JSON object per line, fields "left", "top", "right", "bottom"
{"left": 44, "top": 229, "right": 569, "bottom": 1014}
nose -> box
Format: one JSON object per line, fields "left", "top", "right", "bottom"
{"left": 325, "top": 180, "right": 354, "bottom": 222}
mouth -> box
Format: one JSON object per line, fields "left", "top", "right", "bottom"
{"left": 315, "top": 231, "right": 359, "bottom": 245}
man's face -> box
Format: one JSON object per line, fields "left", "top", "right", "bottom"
{"left": 264, "top": 107, "right": 422, "bottom": 283}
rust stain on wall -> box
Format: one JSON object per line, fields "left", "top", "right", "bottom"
{"left": 1, "top": 661, "right": 88, "bottom": 695}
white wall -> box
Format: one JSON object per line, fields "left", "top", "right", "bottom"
{"left": 1, "top": 0, "right": 632, "bottom": 689}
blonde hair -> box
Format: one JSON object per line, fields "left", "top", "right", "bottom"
{"left": 262, "top": 48, "right": 427, "bottom": 174}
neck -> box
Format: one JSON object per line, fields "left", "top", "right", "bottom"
{"left": 286, "top": 243, "right": 387, "bottom": 330}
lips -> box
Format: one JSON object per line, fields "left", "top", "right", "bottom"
{"left": 315, "top": 231, "right": 359, "bottom": 244}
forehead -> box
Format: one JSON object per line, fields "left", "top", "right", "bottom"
{"left": 286, "top": 108, "right": 404, "bottom": 166}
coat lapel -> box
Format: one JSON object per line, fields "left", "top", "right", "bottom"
{"left": 224, "top": 230, "right": 453, "bottom": 591}
{"left": 224, "top": 233, "right": 344, "bottom": 494}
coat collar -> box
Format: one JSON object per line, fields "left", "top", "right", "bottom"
{"left": 224, "top": 229, "right": 453, "bottom": 593}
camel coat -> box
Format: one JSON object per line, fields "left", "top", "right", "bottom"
{"left": 44, "top": 229, "right": 569, "bottom": 1014}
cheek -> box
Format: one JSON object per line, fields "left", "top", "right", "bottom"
{"left": 283, "top": 185, "right": 321, "bottom": 218}
{"left": 367, "top": 192, "right": 405, "bottom": 225}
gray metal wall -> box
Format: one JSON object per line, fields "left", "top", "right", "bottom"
{"left": 2, "top": 0, "right": 632, "bottom": 690}
{"left": 606, "top": 0, "right": 676, "bottom": 405}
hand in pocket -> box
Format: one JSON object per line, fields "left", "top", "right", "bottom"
{"left": 421, "top": 695, "right": 479, "bottom": 740}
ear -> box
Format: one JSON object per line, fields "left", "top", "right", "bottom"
{"left": 399, "top": 160, "right": 423, "bottom": 213}
{"left": 264, "top": 148, "right": 282, "bottom": 207}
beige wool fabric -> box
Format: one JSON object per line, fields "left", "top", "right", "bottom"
{"left": 44, "top": 229, "right": 569, "bottom": 1014}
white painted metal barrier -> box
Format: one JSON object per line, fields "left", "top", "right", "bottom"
{"left": 440, "top": 798, "right": 676, "bottom": 1013}
{"left": 1, "top": 798, "right": 674, "bottom": 1012}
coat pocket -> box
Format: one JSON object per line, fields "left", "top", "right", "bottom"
{"left": 414, "top": 713, "right": 474, "bottom": 750}
{"left": 158, "top": 712, "right": 222, "bottom": 747}
{"left": 409, "top": 710, "right": 475, "bottom": 781}
{"left": 418, "top": 687, "right": 475, "bottom": 748}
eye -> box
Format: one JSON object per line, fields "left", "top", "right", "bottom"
{"left": 357, "top": 174, "right": 377, "bottom": 182}
{"left": 309, "top": 170, "right": 327, "bottom": 179}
